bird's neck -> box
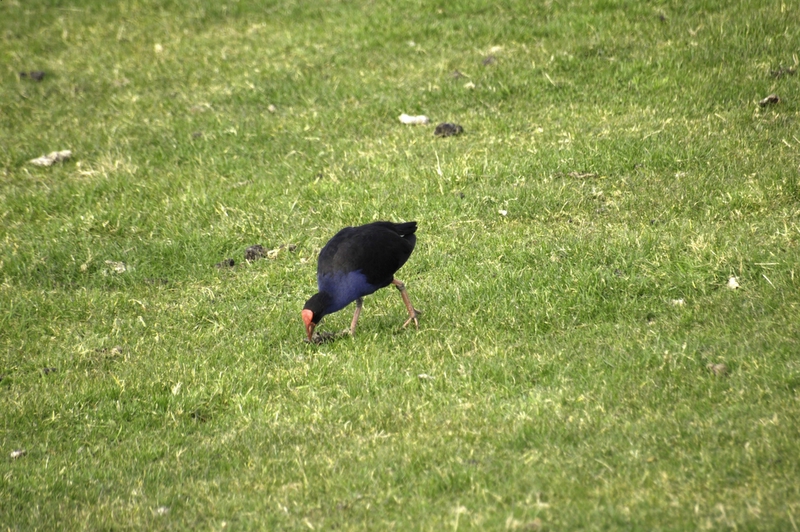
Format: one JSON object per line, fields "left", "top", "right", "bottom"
{"left": 305, "top": 291, "right": 335, "bottom": 319}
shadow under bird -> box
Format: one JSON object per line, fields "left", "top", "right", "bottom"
{"left": 302, "top": 221, "right": 420, "bottom": 341}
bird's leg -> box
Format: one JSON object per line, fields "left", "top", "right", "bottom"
{"left": 349, "top": 297, "right": 364, "bottom": 336}
{"left": 392, "top": 279, "right": 420, "bottom": 329}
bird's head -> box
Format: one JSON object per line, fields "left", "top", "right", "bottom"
{"left": 302, "top": 292, "right": 332, "bottom": 342}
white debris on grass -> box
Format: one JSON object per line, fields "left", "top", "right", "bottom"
{"left": 464, "top": 81, "right": 476, "bottom": 89}
{"left": 498, "top": 209, "right": 508, "bottom": 216}
{"left": 30, "top": 150, "right": 72, "bottom": 166}
{"left": 727, "top": 276, "right": 740, "bottom": 290}
{"left": 417, "top": 373, "right": 435, "bottom": 381}
{"left": 10, "top": 449, "right": 26, "bottom": 459}
{"left": 758, "top": 94, "right": 780, "bottom": 107}
{"left": 155, "top": 506, "right": 169, "bottom": 516}
{"left": 671, "top": 299, "right": 685, "bottom": 306}
{"left": 399, "top": 113, "right": 429, "bottom": 125}
{"left": 104, "top": 261, "right": 127, "bottom": 274}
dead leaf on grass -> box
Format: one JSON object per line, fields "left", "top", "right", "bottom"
{"left": 707, "top": 363, "right": 729, "bottom": 376}
{"left": 265, "top": 244, "right": 298, "bottom": 260}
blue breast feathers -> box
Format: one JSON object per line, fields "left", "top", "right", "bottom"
{"left": 317, "top": 270, "right": 381, "bottom": 314}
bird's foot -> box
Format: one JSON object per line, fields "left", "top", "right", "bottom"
{"left": 402, "top": 308, "right": 422, "bottom": 329}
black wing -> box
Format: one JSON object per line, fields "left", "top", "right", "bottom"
{"left": 318, "top": 221, "right": 417, "bottom": 288}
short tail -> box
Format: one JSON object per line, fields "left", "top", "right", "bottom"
{"left": 393, "top": 221, "right": 417, "bottom": 237}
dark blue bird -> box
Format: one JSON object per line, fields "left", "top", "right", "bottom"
{"left": 302, "top": 221, "right": 419, "bottom": 341}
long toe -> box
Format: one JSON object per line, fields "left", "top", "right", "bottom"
{"left": 402, "top": 308, "right": 421, "bottom": 329}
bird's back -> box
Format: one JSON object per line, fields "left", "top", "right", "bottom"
{"left": 318, "top": 221, "right": 417, "bottom": 290}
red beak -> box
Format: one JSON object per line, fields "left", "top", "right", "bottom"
{"left": 302, "top": 309, "right": 315, "bottom": 341}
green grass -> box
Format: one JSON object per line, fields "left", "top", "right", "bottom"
{"left": 2, "top": 0, "right": 800, "bottom": 529}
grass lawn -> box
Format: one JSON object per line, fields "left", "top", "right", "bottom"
{"left": 2, "top": 0, "right": 800, "bottom": 529}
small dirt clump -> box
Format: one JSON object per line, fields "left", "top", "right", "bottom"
{"left": 434, "top": 123, "right": 464, "bottom": 137}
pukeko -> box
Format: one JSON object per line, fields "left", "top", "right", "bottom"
{"left": 302, "top": 221, "right": 420, "bottom": 341}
